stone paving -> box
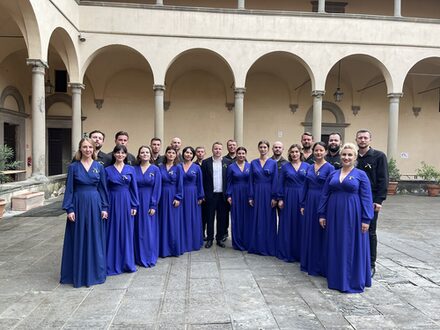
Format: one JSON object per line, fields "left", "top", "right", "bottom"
{"left": 0, "top": 195, "right": 439, "bottom": 329}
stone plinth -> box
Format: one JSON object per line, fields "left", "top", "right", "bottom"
{"left": 11, "top": 192, "right": 44, "bottom": 211}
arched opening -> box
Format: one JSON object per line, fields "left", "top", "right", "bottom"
{"left": 245, "top": 51, "right": 312, "bottom": 155}
{"left": 82, "top": 45, "right": 154, "bottom": 153}
{"left": 164, "top": 48, "right": 235, "bottom": 148}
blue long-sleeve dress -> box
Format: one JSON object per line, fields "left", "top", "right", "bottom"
{"left": 248, "top": 158, "right": 278, "bottom": 256}
{"left": 134, "top": 164, "right": 162, "bottom": 267}
{"left": 318, "top": 168, "right": 374, "bottom": 293}
{"left": 158, "top": 164, "right": 184, "bottom": 257}
{"left": 226, "top": 161, "right": 252, "bottom": 251}
{"left": 300, "top": 162, "right": 334, "bottom": 276}
{"left": 181, "top": 163, "right": 205, "bottom": 252}
{"left": 61, "top": 160, "right": 109, "bottom": 288}
{"left": 105, "top": 164, "right": 139, "bottom": 275}
{"left": 276, "top": 161, "right": 309, "bottom": 262}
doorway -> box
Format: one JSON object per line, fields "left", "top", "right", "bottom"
{"left": 48, "top": 128, "right": 71, "bottom": 176}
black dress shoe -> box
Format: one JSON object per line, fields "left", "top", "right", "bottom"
{"left": 221, "top": 236, "right": 227, "bottom": 243}
{"left": 205, "top": 240, "right": 213, "bottom": 248}
{"left": 216, "top": 241, "right": 226, "bottom": 248}
{"left": 371, "top": 266, "right": 376, "bottom": 278}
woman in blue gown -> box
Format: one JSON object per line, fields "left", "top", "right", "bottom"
{"left": 105, "top": 144, "right": 139, "bottom": 275}
{"left": 134, "top": 146, "right": 162, "bottom": 267}
{"left": 61, "top": 137, "right": 109, "bottom": 288}
{"left": 276, "top": 144, "right": 309, "bottom": 262}
{"left": 158, "top": 146, "right": 184, "bottom": 257}
{"left": 318, "top": 143, "right": 374, "bottom": 293}
{"left": 300, "top": 142, "right": 334, "bottom": 276}
{"left": 226, "top": 146, "right": 252, "bottom": 251}
{"left": 248, "top": 140, "right": 278, "bottom": 256}
{"left": 181, "top": 146, "right": 204, "bottom": 252}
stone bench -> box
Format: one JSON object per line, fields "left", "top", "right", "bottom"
{"left": 11, "top": 192, "right": 44, "bottom": 211}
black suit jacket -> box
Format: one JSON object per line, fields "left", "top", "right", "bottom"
{"left": 201, "top": 157, "right": 231, "bottom": 200}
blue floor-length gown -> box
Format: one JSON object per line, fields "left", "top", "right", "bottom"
{"left": 276, "top": 161, "right": 310, "bottom": 262}
{"left": 226, "top": 161, "right": 252, "bottom": 251}
{"left": 61, "top": 160, "right": 109, "bottom": 288}
{"left": 105, "top": 164, "right": 139, "bottom": 275}
{"left": 159, "top": 164, "right": 184, "bottom": 257}
{"left": 300, "top": 162, "right": 334, "bottom": 276}
{"left": 134, "top": 164, "right": 162, "bottom": 267}
{"left": 318, "top": 168, "right": 374, "bottom": 293}
{"left": 248, "top": 158, "right": 278, "bottom": 256}
{"left": 181, "top": 163, "right": 205, "bottom": 252}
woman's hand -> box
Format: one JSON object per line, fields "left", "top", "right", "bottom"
{"left": 361, "top": 222, "right": 370, "bottom": 233}
{"left": 148, "top": 209, "right": 156, "bottom": 216}
{"left": 227, "top": 197, "right": 232, "bottom": 205}
{"left": 271, "top": 199, "right": 278, "bottom": 208}
{"left": 249, "top": 199, "right": 254, "bottom": 207}
{"left": 131, "top": 209, "right": 137, "bottom": 216}
{"left": 300, "top": 208, "right": 305, "bottom": 215}
{"left": 101, "top": 211, "right": 108, "bottom": 220}
{"left": 319, "top": 217, "right": 326, "bottom": 229}
{"left": 197, "top": 199, "right": 203, "bottom": 205}
{"left": 173, "top": 200, "right": 180, "bottom": 207}
{"left": 278, "top": 200, "right": 284, "bottom": 209}
{"left": 67, "top": 212, "right": 75, "bottom": 222}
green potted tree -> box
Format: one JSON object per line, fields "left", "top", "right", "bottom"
{"left": 416, "top": 161, "right": 440, "bottom": 197}
{"left": 0, "top": 144, "right": 23, "bottom": 218}
{"left": 387, "top": 158, "right": 400, "bottom": 195}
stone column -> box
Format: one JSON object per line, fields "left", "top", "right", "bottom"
{"left": 318, "top": 0, "right": 326, "bottom": 13}
{"left": 238, "top": 0, "right": 245, "bottom": 10}
{"left": 387, "top": 93, "right": 402, "bottom": 160}
{"left": 156, "top": 0, "right": 163, "bottom": 5}
{"left": 26, "top": 59, "right": 47, "bottom": 180}
{"left": 394, "top": 0, "right": 401, "bottom": 17}
{"left": 69, "top": 83, "right": 85, "bottom": 156}
{"left": 234, "top": 88, "right": 246, "bottom": 146}
{"left": 153, "top": 85, "right": 165, "bottom": 142}
{"left": 312, "top": 90, "right": 325, "bottom": 142}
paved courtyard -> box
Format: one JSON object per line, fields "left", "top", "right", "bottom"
{"left": 0, "top": 195, "right": 439, "bottom": 329}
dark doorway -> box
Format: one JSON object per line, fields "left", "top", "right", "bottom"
{"left": 48, "top": 128, "right": 71, "bottom": 176}
{"left": 321, "top": 134, "right": 329, "bottom": 145}
{"left": 4, "top": 123, "right": 17, "bottom": 160}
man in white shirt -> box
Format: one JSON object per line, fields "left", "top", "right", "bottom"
{"left": 201, "top": 142, "right": 231, "bottom": 248}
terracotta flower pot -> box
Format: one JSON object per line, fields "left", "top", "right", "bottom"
{"left": 387, "top": 181, "right": 398, "bottom": 195}
{"left": 427, "top": 184, "right": 440, "bottom": 197}
{"left": 0, "top": 199, "right": 6, "bottom": 219}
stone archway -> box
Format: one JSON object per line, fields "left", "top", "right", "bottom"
{"left": 303, "top": 101, "right": 349, "bottom": 141}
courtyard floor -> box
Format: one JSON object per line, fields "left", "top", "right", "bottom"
{"left": 0, "top": 195, "right": 439, "bottom": 329}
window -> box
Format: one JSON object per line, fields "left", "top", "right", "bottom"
{"left": 311, "top": 1, "right": 348, "bottom": 13}
{"left": 55, "top": 70, "right": 68, "bottom": 93}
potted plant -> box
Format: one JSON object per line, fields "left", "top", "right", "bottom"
{"left": 1, "top": 144, "right": 23, "bottom": 218}
{"left": 416, "top": 161, "right": 440, "bottom": 197}
{"left": 387, "top": 158, "right": 400, "bottom": 195}
{"left": 0, "top": 144, "right": 23, "bottom": 184}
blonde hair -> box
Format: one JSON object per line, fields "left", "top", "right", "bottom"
{"left": 74, "top": 137, "right": 97, "bottom": 161}
{"left": 340, "top": 142, "right": 358, "bottom": 158}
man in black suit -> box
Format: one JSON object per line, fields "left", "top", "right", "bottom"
{"left": 89, "top": 130, "right": 111, "bottom": 167}
{"left": 109, "top": 131, "right": 137, "bottom": 165}
{"left": 201, "top": 142, "right": 231, "bottom": 248}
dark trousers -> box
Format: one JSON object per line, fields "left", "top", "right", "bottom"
{"left": 201, "top": 204, "right": 208, "bottom": 237}
{"left": 369, "top": 211, "right": 379, "bottom": 267}
{"left": 206, "top": 193, "right": 228, "bottom": 241}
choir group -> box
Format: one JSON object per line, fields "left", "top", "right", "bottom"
{"left": 60, "top": 131, "right": 378, "bottom": 294}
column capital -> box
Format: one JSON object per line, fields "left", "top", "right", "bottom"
{"left": 234, "top": 87, "right": 246, "bottom": 94}
{"left": 312, "top": 90, "right": 325, "bottom": 97}
{"left": 68, "top": 82, "right": 85, "bottom": 91}
{"left": 26, "top": 58, "right": 48, "bottom": 68}
{"left": 153, "top": 84, "right": 166, "bottom": 91}
{"left": 387, "top": 93, "right": 403, "bottom": 99}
